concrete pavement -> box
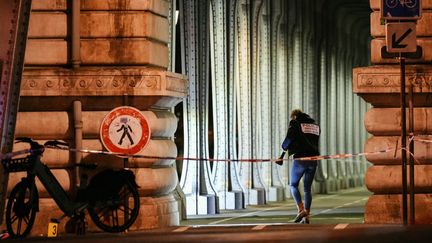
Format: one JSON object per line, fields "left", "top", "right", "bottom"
{"left": 9, "top": 186, "right": 432, "bottom": 242}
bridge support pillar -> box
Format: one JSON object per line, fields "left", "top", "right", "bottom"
{"left": 9, "top": 0, "right": 188, "bottom": 236}
{"left": 354, "top": 66, "right": 432, "bottom": 224}
{"left": 353, "top": 0, "right": 432, "bottom": 224}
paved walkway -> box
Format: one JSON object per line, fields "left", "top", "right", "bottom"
{"left": 184, "top": 186, "right": 371, "bottom": 226}
{"left": 11, "top": 186, "right": 432, "bottom": 242}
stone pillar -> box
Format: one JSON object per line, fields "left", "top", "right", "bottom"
{"left": 353, "top": 0, "right": 432, "bottom": 224}
{"left": 12, "top": 0, "right": 187, "bottom": 235}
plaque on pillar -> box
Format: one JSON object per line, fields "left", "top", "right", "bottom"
{"left": 381, "top": 0, "right": 421, "bottom": 20}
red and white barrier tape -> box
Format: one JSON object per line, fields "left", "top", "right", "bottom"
{"left": 12, "top": 137, "right": 432, "bottom": 163}
{"left": 1, "top": 145, "right": 397, "bottom": 163}
{"left": 3, "top": 135, "right": 431, "bottom": 163}
{"left": 413, "top": 138, "right": 432, "bottom": 144}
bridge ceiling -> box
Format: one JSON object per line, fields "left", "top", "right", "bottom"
{"left": 319, "top": 4, "right": 367, "bottom": 32}
{"left": 317, "top": 0, "right": 371, "bottom": 54}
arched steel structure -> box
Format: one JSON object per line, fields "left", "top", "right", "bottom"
{"left": 176, "top": 0, "right": 372, "bottom": 215}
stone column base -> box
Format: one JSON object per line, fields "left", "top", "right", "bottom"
{"left": 269, "top": 186, "right": 285, "bottom": 202}
{"left": 23, "top": 194, "right": 181, "bottom": 237}
{"left": 186, "top": 195, "right": 218, "bottom": 215}
{"left": 365, "top": 194, "right": 432, "bottom": 224}
{"left": 222, "top": 191, "right": 244, "bottom": 210}
{"left": 249, "top": 188, "right": 266, "bottom": 205}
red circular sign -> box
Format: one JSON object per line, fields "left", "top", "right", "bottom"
{"left": 100, "top": 106, "right": 151, "bottom": 154}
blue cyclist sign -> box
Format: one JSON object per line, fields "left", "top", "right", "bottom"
{"left": 382, "top": 0, "right": 421, "bottom": 20}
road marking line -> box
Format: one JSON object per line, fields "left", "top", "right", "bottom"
{"left": 334, "top": 223, "right": 349, "bottom": 230}
{"left": 252, "top": 225, "right": 266, "bottom": 230}
{"left": 208, "top": 203, "right": 296, "bottom": 225}
{"left": 191, "top": 222, "right": 289, "bottom": 228}
{"left": 209, "top": 188, "right": 367, "bottom": 225}
{"left": 311, "top": 197, "right": 368, "bottom": 217}
{"left": 172, "top": 226, "right": 189, "bottom": 232}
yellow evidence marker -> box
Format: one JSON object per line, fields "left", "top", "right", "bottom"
{"left": 47, "top": 222, "right": 58, "bottom": 237}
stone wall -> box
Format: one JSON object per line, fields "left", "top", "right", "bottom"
{"left": 352, "top": 0, "right": 432, "bottom": 224}
{"left": 8, "top": 0, "right": 187, "bottom": 236}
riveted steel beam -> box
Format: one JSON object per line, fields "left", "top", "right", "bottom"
{"left": 249, "top": 0, "right": 266, "bottom": 205}
{"left": 168, "top": 0, "right": 175, "bottom": 72}
{"left": 0, "top": 0, "right": 32, "bottom": 224}
{"left": 178, "top": 0, "right": 372, "bottom": 212}
{"left": 226, "top": 0, "right": 245, "bottom": 207}
{"left": 269, "top": 0, "right": 285, "bottom": 193}
{"left": 209, "top": 0, "right": 245, "bottom": 210}
{"left": 236, "top": 0, "right": 253, "bottom": 205}
{"left": 210, "top": 0, "right": 229, "bottom": 209}
{"left": 179, "top": 0, "right": 219, "bottom": 215}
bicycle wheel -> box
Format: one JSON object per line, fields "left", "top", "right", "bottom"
{"left": 88, "top": 181, "right": 140, "bottom": 233}
{"left": 385, "top": 0, "right": 398, "bottom": 8}
{"left": 5, "top": 181, "right": 38, "bottom": 238}
{"left": 405, "top": 0, "right": 417, "bottom": 8}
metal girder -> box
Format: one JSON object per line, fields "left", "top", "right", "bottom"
{"left": 236, "top": 0, "right": 253, "bottom": 205}
{"left": 226, "top": 0, "right": 245, "bottom": 204}
{"left": 318, "top": 37, "right": 330, "bottom": 181}
{"left": 179, "top": 0, "right": 218, "bottom": 215}
{"left": 295, "top": 0, "right": 369, "bottom": 187}
{"left": 257, "top": 0, "right": 271, "bottom": 200}
{"left": 0, "top": 0, "right": 32, "bottom": 224}
{"left": 209, "top": 0, "right": 245, "bottom": 210}
{"left": 177, "top": 0, "right": 372, "bottom": 213}
{"left": 270, "top": 0, "right": 286, "bottom": 191}
{"left": 209, "top": 0, "right": 228, "bottom": 209}
{"left": 331, "top": 3, "right": 370, "bottom": 185}
{"left": 249, "top": 0, "right": 266, "bottom": 204}
{"left": 275, "top": 2, "right": 290, "bottom": 189}
{"left": 168, "top": 0, "right": 177, "bottom": 72}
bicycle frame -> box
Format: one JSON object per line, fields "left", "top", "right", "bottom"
{"left": 5, "top": 138, "right": 140, "bottom": 238}
{"left": 29, "top": 154, "right": 86, "bottom": 217}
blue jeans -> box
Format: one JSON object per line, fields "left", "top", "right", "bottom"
{"left": 290, "top": 160, "right": 317, "bottom": 210}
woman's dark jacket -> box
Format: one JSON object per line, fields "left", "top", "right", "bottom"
{"left": 281, "top": 113, "right": 320, "bottom": 159}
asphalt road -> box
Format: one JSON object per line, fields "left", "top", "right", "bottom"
{"left": 8, "top": 187, "right": 432, "bottom": 242}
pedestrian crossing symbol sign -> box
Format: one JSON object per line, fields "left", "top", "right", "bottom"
{"left": 100, "top": 106, "right": 151, "bottom": 155}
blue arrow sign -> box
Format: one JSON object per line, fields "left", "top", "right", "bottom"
{"left": 382, "top": 0, "right": 421, "bottom": 20}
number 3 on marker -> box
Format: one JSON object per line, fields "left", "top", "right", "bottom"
{"left": 48, "top": 222, "right": 58, "bottom": 237}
